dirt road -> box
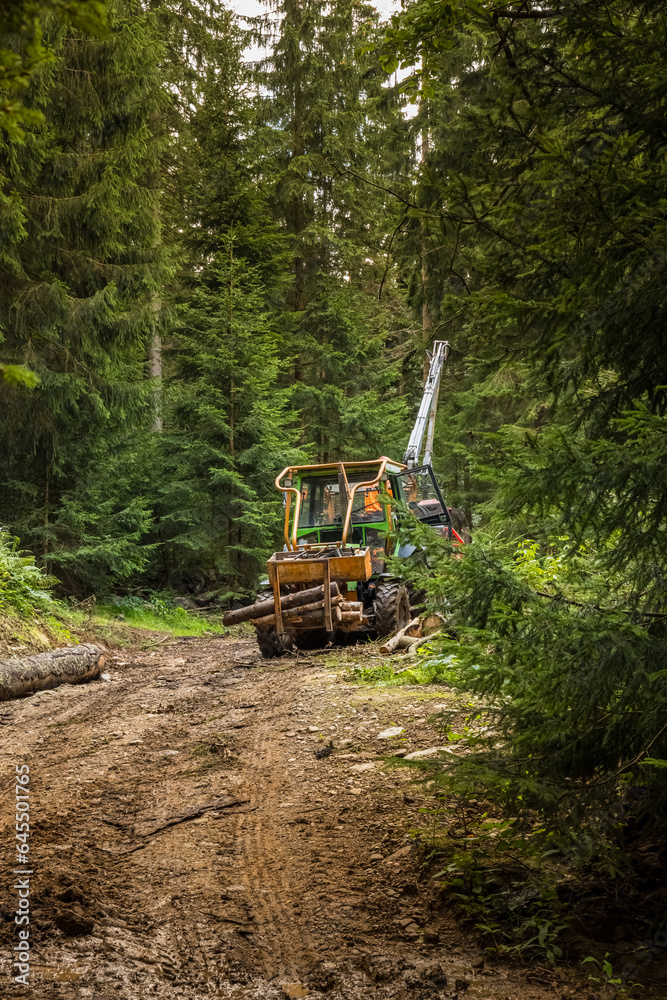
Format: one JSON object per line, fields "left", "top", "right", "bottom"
{"left": 0, "top": 635, "right": 565, "bottom": 999}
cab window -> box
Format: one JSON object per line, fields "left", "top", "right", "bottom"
{"left": 297, "top": 477, "right": 391, "bottom": 528}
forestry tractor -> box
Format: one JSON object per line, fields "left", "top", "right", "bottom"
{"left": 223, "top": 341, "right": 465, "bottom": 656}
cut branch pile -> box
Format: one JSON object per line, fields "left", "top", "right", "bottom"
{"left": 379, "top": 613, "right": 447, "bottom": 658}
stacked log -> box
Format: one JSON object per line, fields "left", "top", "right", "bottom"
{"left": 336, "top": 601, "right": 367, "bottom": 632}
{"left": 254, "top": 602, "right": 344, "bottom": 628}
{"left": 223, "top": 583, "right": 341, "bottom": 626}
{"left": 223, "top": 584, "right": 366, "bottom": 631}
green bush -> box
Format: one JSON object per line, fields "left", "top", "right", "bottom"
{"left": 0, "top": 528, "right": 54, "bottom": 616}
{"left": 396, "top": 521, "right": 667, "bottom": 843}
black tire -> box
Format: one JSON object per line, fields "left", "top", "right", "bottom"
{"left": 255, "top": 627, "right": 293, "bottom": 658}
{"left": 374, "top": 580, "right": 411, "bottom": 638}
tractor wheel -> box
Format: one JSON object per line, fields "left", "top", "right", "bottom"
{"left": 374, "top": 580, "right": 411, "bottom": 638}
{"left": 255, "top": 627, "right": 293, "bottom": 658}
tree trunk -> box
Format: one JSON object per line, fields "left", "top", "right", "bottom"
{"left": 148, "top": 299, "right": 162, "bottom": 433}
{"left": 0, "top": 644, "right": 105, "bottom": 701}
{"left": 223, "top": 582, "right": 342, "bottom": 626}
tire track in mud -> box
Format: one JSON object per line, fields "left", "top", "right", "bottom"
{"left": 235, "top": 665, "right": 321, "bottom": 982}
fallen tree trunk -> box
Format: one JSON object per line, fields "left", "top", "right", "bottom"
{"left": 0, "top": 644, "right": 106, "bottom": 701}
{"left": 223, "top": 583, "right": 341, "bottom": 626}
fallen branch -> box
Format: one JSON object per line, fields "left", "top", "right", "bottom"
{"left": 0, "top": 644, "right": 105, "bottom": 701}
{"left": 402, "top": 632, "right": 444, "bottom": 659}
{"left": 138, "top": 635, "right": 177, "bottom": 649}
{"left": 379, "top": 617, "right": 421, "bottom": 655}
{"left": 136, "top": 796, "right": 249, "bottom": 837}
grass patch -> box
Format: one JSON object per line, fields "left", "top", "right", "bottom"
{"left": 189, "top": 732, "right": 237, "bottom": 772}
{"left": 346, "top": 652, "right": 458, "bottom": 687}
{"left": 95, "top": 594, "right": 226, "bottom": 638}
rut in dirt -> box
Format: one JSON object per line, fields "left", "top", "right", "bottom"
{"left": 0, "top": 635, "right": 560, "bottom": 1000}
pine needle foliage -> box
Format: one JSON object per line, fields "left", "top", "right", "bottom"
{"left": 372, "top": 1, "right": 667, "bottom": 845}
{"left": 0, "top": 0, "right": 108, "bottom": 136}
{"left": 0, "top": 2, "right": 170, "bottom": 592}
{"left": 397, "top": 521, "right": 667, "bottom": 843}
{"left": 252, "top": 0, "right": 416, "bottom": 462}
{"left": 161, "top": 237, "right": 304, "bottom": 595}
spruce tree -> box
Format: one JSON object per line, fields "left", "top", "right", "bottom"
{"left": 252, "top": 0, "right": 416, "bottom": 463}
{"left": 0, "top": 1, "right": 108, "bottom": 136}
{"left": 162, "top": 237, "right": 302, "bottom": 594}
{"left": 0, "top": 0, "right": 169, "bottom": 591}
{"left": 155, "top": 16, "right": 302, "bottom": 595}
{"left": 380, "top": 0, "right": 667, "bottom": 837}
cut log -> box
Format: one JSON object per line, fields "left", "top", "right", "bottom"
{"left": 0, "top": 644, "right": 106, "bottom": 701}
{"left": 338, "top": 610, "right": 363, "bottom": 624}
{"left": 339, "top": 601, "right": 363, "bottom": 613}
{"left": 292, "top": 609, "right": 363, "bottom": 630}
{"left": 253, "top": 605, "right": 366, "bottom": 630}
{"left": 252, "top": 601, "right": 344, "bottom": 628}
{"left": 379, "top": 617, "right": 421, "bottom": 655}
{"left": 422, "top": 613, "right": 446, "bottom": 636}
{"left": 340, "top": 613, "right": 371, "bottom": 632}
{"left": 223, "top": 583, "right": 341, "bottom": 626}
{"left": 253, "top": 595, "right": 344, "bottom": 624}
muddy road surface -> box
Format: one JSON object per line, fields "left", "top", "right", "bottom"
{"left": 1, "top": 635, "right": 565, "bottom": 999}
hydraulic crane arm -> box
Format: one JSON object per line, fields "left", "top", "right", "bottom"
{"left": 402, "top": 340, "right": 450, "bottom": 470}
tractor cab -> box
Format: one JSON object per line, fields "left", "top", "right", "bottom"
{"left": 276, "top": 457, "right": 454, "bottom": 577}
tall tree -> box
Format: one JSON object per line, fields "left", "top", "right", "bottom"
{"left": 380, "top": 0, "right": 667, "bottom": 834}
{"left": 155, "top": 14, "right": 302, "bottom": 595}
{"left": 0, "top": 0, "right": 169, "bottom": 591}
{"left": 252, "top": 0, "right": 416, "bottom": 463}
{"left": 0, "top": 0, "right": 108, "bottom": 136}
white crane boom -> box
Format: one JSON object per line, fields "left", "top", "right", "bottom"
{"left": 402, "top": 340, "right": 450, "bottom": 469}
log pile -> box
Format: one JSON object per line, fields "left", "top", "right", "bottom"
{"left": 223, "top": 583, "right": 366, "bottom": 631}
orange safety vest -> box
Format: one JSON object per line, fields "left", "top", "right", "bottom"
{"left": 365, "top": 489, "right": 382, "bottom": 512}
